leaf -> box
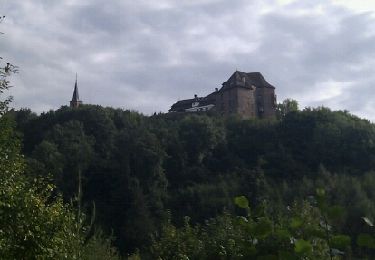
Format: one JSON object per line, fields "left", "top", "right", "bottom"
{"left": 243, "top": 245, "right": 257, "bottom": 257}
{"left": 253, "top": 218, "right": 273, "bottom": 238}
{"left": 357, "top": 233, "right": 375, "bottom": 249}
{"left": 278, "top": 251, "right": 298, "bottom": 260}
{"left": 316, "top": 188, "right": 325, "bottom": 197}
{"left": 234, "top": 196, "right": 249, "bottom": 209}
{"left": 275, "top": 229, "right": 291, "bottom": 241}
{"left": 315, "top": 188, "right": 327, "bottom": 211}
{"left": 294, "top": 239, "right": 312, "bottom": 254}
{"left": 304, "top": 226, "right": 325, "bottom": 239}
{"left": 331, "top": 235, "right": 351, "bottom": 250}
{"left": 362, "top": 217, "right": 374, "bottom": 227}
{"left": 257, "top": 255, "right": 278, "bottom": 260}
{"left": 326, "top": 206, "right": 344, "bottom": 221}
{"left": 290, "top": 217, "right": 303, "bottom": 229}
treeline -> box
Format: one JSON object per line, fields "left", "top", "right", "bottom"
{"left": 0, "top": 54, "right": 120, "bottom": 258}
{"left": 9, "top": 104, "right": 375, "bottom": 258}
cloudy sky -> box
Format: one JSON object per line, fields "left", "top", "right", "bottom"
{"left": 2, "top": 0, "right": 375, "bottom": 119}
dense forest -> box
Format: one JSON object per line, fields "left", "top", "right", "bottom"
{"left": 4, "top": 100, "right": 375, "bottom": 259}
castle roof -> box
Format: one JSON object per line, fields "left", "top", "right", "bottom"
{"left": 221, "top": 71, "right": 275, "bottom": 90}
{"left": 169, "top": 95, "right": 215, "bottom": 112}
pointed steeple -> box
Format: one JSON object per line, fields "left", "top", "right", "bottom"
{"left": 72, "top": 73, "right": 79, "bottom": 101}
{"left": 70, "top": 73, "right": 83, "bottom": 108}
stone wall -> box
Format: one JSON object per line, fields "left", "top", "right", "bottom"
{"left": 236, "top": 87, "right": 257, "bottom": 119}
{"left": 255, "top": 87, "right": 276, "bottom": 119}
{"left": 214, "top": 87, "right": 260, "bottom": 119}
{"left": 215, "top": 88, "right": 239, "bottom": 116}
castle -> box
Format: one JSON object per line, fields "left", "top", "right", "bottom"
{"left": 68, "top": 71, "right": 277, "bottom": 118}
{"left": 169, "top": 71, "right": 277, "bottom": 119}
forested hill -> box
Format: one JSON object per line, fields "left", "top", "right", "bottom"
{"left": 10, "top": 105, "right": 375, "bottom": 257}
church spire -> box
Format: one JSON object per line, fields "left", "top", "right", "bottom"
{"left": 70, "top": 73, "right": 82, "bottom": 108}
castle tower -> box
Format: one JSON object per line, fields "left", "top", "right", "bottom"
{"left": 168, "top": 71, "right": 277, "bottom": 119}
{"left": 70, "top": 74, "right": 82, "bottom": 108}
{"left": 215, "top": 71, "right": 276, "bottom": 119}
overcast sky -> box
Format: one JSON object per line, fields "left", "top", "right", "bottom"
{"left": 2, "top": 0, "right": 375, "bottom": 120}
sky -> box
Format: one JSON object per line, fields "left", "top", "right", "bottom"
{"left": 2, "top": 0, "right": 375, "bottom": 120}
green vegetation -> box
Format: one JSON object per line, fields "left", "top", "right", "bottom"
{"left": 150, "top": 193, "right": 348, "bottom": 259}
{"left": 0, "top": 34, "right": 119, "bottom": 259}
{"left": 6, "top": 102, "right": 375, "bottom": 258}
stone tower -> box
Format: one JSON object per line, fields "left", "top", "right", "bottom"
{"left": 70, "top": 74, "right": 82, "bottom": 108}
{"left": 168, "top": 70, "right": 277, "bottom": 119}
{"left": 215, "top": 71, "right": 276, "bottom": 119}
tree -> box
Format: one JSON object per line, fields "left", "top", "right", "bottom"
{"left": 178, "top": 115, "right": 224, "bottom": 164}
{"left": 150, "top": 194, "right": 351, "bottom": 259}
{"left": 0, "top": 24, "right": 17, "bottom": 115}
{"left": 0, "top": 18, "right": 118, "bottom": 259}
{"left": 276, "top": 98, "right": 299, "bottom": 119}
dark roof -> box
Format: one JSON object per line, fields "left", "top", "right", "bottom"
{"left": 71, "top": 76, "right": 80, "bottom": 101}
{"left": 221, "top": 71, "right": 275, "bottom": 90}
{"left": 170, "top": 96, "right": 216, "bottom": 112}
{"left": 170, "top": 98, "right": 195, "bottom": 111}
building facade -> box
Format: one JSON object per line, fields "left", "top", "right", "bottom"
{"left": 169, "top": 71, "right": 277, "bottom": 119}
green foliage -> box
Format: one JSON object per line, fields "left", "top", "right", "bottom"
{"left": 0, "top": 50, "right": 17, "bottom": 114}
{"left": 276, "top": 98, "right": 299, "bottom": 119}
{"left": 150, "top": 197, "right": 340, "bottom": 259}
{"left": 0, "top": 28, "right": 117, "bottom": 258}
{"left": 290, "top": 217, "right": 303, "bottom": 229}
{"left": 178, "top": 114, "right": 224, "bottom": 164}
{"left": 0, "top": 101, "right": 117, "bottom": 260}
{"left": 294, "top": 239, "right": 312, "bottom": 254}
{"left": 0, "top": 77, "right": 82, "bottom": 258}
{"left": 331, "top": 235, "right": 351, "bottom": 250}
{"left": 10, "top": 95, "right": 375, "bottom": 257}
{"left": 357, "top": 233, "right": 375, "bottom": 249}
{"left": 0, "top": 176, "right": 82, "bottom": 258}
{"left": 82, "top": 230, "right": 120, "bottom": 260}
{"left": 234, "top": 196, "right": 249, "bottom": 209}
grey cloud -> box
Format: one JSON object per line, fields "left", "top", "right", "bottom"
{"left": 3, "top": 0, "right": 375, "bottom": 120}
{"left": 237, "top": 7, "right": 375, "bottom": 116}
